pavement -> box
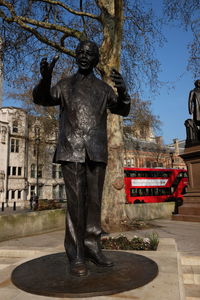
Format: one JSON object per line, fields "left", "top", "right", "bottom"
{"left": 0, "top": 218, "right": 200, "bottom": 300}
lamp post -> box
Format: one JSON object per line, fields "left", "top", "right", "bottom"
{"left": 35, "top": 126, "right": 40, "bottom": 200}
{"left": 169, "top": 152, "right": 174, "bottom": 168}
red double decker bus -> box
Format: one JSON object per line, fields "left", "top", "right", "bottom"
{"left": 124, "top": 167, "right": 188, "bottom": 204}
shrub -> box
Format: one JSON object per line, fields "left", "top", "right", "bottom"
{"left": 101, "top": 232, "right": 159, "bottom": 251}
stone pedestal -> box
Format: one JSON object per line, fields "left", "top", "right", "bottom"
{"left": 172, "top": 145, "right": 200, "bottom": 222}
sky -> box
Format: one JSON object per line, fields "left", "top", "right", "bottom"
{"left": 2, "top": 1, "right": 196, "bottom": 146}
{"left": 146, "top": 1, "right": 195, "bottom": 145}
{"left": 148, "top": 24, "right": 194, "bottom": 144}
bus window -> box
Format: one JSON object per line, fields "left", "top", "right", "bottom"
{"left": 177, "top": 172, "right": 184, "bottom": 178}
{"left": 162, "top": 172, "right": 169, "bottom": 178}
{"left": 158, "top": 188, "right": 171, "bottom": 195}
{"left": 130, "top": 188, "right": 138, "bottom": 197}
{"left": 125, "top": 171, "right": 137, "bottom": 177}
{"left": 154, "top": 188, "right": 159, "bottom": 196}
{"left": 177, "top": 171, "right": 188, "bottom": 178}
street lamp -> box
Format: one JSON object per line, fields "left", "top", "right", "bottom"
{"left": 35, "top": 126, "right": 40, "bottom": 200}
{"left": 169, "top": 152, "right": 174, "bottom": 168}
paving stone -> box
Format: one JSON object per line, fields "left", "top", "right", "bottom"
{"left": 185, "top": 284, "right": 200, "bottom": 298}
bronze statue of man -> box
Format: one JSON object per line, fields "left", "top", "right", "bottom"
{"left": 185, "top": 79, "right": 200, "bottom": 146}
{"left": 33, "top": 40, "right": 130, "bottom": 277}
{"left": 188, "top": 79, "right": 200, "bottom": 126}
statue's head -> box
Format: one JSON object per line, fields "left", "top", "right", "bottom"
{"left": 194, "top": 79, "right": 200, "bottom": 88}
{"left": 75, "top": 40, "right": 99, "bottom": 72}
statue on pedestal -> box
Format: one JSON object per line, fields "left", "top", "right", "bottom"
{"left": 185, "top": 80, "right": 200, "bottom": 147}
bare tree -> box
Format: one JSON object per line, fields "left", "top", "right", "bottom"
{"left": 164, "top": 0, "right": 200, "bottom": 77}
{"left": 0, "top": 0, "right": 163, "bottom": 230}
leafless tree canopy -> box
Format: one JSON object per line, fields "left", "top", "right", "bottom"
{"left": 0, "top": 1, "right": 163, "bottom": 90}
{"left": 164, "top": 0, "right": 200, "bottom": 77}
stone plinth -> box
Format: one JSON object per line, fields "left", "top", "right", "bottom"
{"left": 172, "top": 144, "right": 200, "bottom": 222}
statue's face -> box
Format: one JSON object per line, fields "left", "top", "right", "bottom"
{"left": 76, "top": 42, "right": 98, "bottom": 72}
{"left": 196, "top": 80, "right": 200, "bottom": 88}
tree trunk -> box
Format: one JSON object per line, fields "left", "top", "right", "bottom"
{"left": 0, "top": 36, "right": 3, "bottom": 108}
{"left": 97, "top": 0, "right": 127, "bottom": 231}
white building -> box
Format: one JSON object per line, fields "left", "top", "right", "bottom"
{"left": 0, "top": 106, "right": 65, "bottom": 207}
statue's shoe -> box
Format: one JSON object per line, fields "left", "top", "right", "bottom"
{"left": 69, "top": 261, "right": 88, "bottom": 277}
{"left": 86, "top": 251, "right": 114, "bottom": 267}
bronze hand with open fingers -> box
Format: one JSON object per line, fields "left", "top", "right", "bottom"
{"left": 110, "top": 68, "right": 127, "bottom": 95}
{"left": 40, "top": 55, "right": 59, "bottom": 80}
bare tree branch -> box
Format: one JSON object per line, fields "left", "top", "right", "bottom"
{"left": 32, "top": 0, "right": 99, "bottom": 19}
{"left": 0, "top": 1, "right": 84, "bottom": 38}
{"left": 80, "top": 0, "right": 88, "bottom": 38}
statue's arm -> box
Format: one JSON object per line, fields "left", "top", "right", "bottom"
{"left": 33, "top": 79, "right": 61, "bottom": 106}
{"left": 32, "top": 56, "right": 61, "bottom": 106}
{"left": 107, "top": 69, "right": 131, "bottom": 116}
{"left": 188, "top": 90, "right": 194, "bottom": 115}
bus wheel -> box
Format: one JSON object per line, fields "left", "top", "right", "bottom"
{"left": 177, "top": 198, "right": 183, "bottom": 207}
{"left": 134, "top": 199, "right": 141, "bottom": 204}
{"left": 172, "top": 197, "right": 183, "bottom": 215}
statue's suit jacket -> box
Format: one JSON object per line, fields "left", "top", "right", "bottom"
{"left": 33, "top": 71, "right": 130, "bottom": 164}
{"left": 188, "top": 88, "right": 200, "bottom": 124}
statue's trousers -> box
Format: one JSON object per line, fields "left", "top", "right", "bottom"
{"left": 61, "top": 160, "right": 106, "bottom": 263}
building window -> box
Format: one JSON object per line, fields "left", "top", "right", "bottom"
{"left": 38, "top": 185, "right": 43, "bottom": 198}
{"left": 30, "top": 185, "right": 36, "bottom": 196}
{"left": 10, "top": 138, "right": 19, "bottom": 153}
{"left": 11, "top": 190, "right": 15, "bottom": 199}
{"left": 8, "top": 166, "right": 22, "bottom": 176}
{"left": 52, "top": 164, "right": 62, "bottom": 179}
{"left": 31, "top": 164, "right": 36, "bottom": 178}
{"left": 12, "top": 166, "right": 17, "bottom": 176}
{"left": 12, "top": 120, "right": 18, "bottom": 133}
{"left": 59, "top": 184, "right": 65, "bottom": 199}
{"left": 18, "top": 190, "right": 21, "bottom": 199}
{"left": 52, "top": 185, "right": 57, "bottom": 199}
{"left": 1, "top": 126, "right": 7, "bottom": 143}
{"left": 18, "top": 167, "right": 22, "bottom": 176}
{"left": 53, "top": 184, "right": 65, "bottom": 199}
{"left": 38, "top": 165, "right": 43, "bottom": 178}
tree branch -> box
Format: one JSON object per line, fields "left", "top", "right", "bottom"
{"left": 0, "top": 1, "right": 91, "bottom": 56}
{"left": 0, "top": 9, "right": 76, "bottom": 56}
{"left": 0, "top": 1, "right": 84, "bottom": 40}
{"left": 32, "top": 0, "right": 99, "bottom": 20}
{"left": 80, "top": 0, "right": 88, "bottom": 39}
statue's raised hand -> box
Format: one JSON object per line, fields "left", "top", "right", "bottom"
{"left": 40, "top": 55, "right": 59, "bottom": 80}
{"left": 110, "top": 68, "right": 127, "bottom": 95}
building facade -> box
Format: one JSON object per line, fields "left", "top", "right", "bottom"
{"left": 124, "top": 135, "right": 186, "bottom": 169}
{"left": 0, "top": 107, "right": 65, "bottom": 207}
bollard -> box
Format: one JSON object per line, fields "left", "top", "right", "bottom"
{"left": 1, "top": 202, "right": 4, "bottom": 211}
{"left": 13, "top": 201, "right": 16, "bottom": 211}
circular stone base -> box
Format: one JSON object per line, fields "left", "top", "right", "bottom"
{"left": 11, "top": 251, "right": 158, "bottom": 298}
